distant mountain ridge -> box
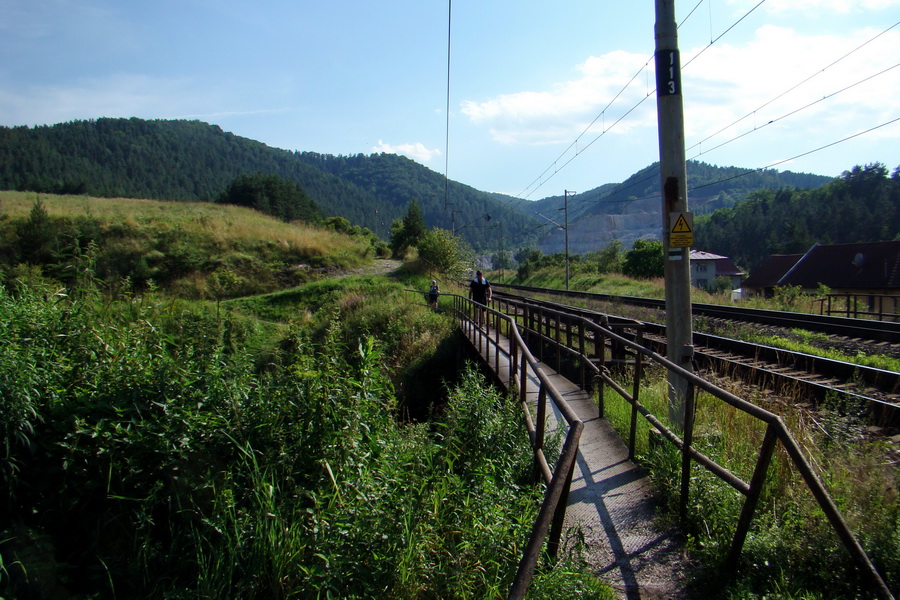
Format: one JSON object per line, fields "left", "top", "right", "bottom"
{"left": 0, "top": 117, "right": 834, "bottom": 253}
{"left": 530, "top": 163, "right": 832, "bottom": 254}
{"left": 0, "top": 118, "right": 541, "bottom": 250}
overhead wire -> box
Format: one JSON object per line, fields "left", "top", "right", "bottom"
{"left": 686, "top": 20, "right": 900, "bottom": 155}
{"left": 443, "top": 0, "right": 452, "bottom": 211}
{"left": 514, "top": 54, "right": 656, "bottom": 202}
{"left": 505, "top": 0, "right": 721, "bottom": 209}
{"left": 690, "top": 62, "right": 900, "bottom": 160}
{"left": 479, "top": 0, "right": 894, "bottom": 249}
{"left": 682, "top": 0, "right": 766, "bottom": 69}
{"left": 689, "top": 116, "right": 900, "bottom": 193}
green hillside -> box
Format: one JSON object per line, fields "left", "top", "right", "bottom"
{"left": 694, "top": 162, "right": 900, "bottom": 270}
{"left": 0, "top": 118, "right": 542, "bottom": 251}
{"left": 0, "top": 191, "right": 376, "bottom": 298}
{"left": 530, "top": 161, "right": 832, "bottom": 232}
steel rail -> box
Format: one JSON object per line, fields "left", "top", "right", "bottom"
{"left": 494, "top": 287, "right": 900, "bottom": 422}
{"left": 493, "top": 282, "right": 900, "bottom": 344}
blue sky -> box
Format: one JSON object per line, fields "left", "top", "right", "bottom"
{"left": 2, "top": 0, "right": 898, "bottom": 199}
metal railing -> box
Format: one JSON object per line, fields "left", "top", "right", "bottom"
{"left": 445, "top": 294, "right": 584, "bottom": 600}
{"left": 481, "top": 293, "right": 895, "bottom": 600}
{"left": 818, "top": 293, "right": 900, "bottom": 322}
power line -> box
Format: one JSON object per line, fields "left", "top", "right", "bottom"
{"left": 443, "top": 0, "right": 452, "bottom": 211}
{"left": 689, "top": 62, "right": 900, "bottom": 160}
{"left": 687, "top": 20, "right": 900, "bottom": 155}
{"left": 503, "top": 114, "right": 899, "bottom": 249}
{"left": 507, "top": 0, "right": 766, "bottom": 211}
{"left": 682, "top": 0, "right": 767, "bottom": 69}
{"left": 689, "top": 116, "right": 900, "bottom": 193}
{"left": 678, "top": 0, "right": 706, "bottom": 31}
{"left": 515, "top": 54, "right": 656, "bottom": 202}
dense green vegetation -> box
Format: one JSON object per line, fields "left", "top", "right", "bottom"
{"left": 695, "top": 162, "right": 900, "bottom": 270}
{"left": 0, "top": 191, "right": 378, "bottom": 298}
{"left": 0, "top": 265, "right": 612, "bottom": 599}
{"left": 217, "top": 172, "right": 320, "bottom": 224}
{"left": 0, "top": 118, "right": 543, "bottom": 250}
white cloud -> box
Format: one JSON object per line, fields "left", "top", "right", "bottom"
{"left": 460, "top": 50, "right": 654, "bottom": 146}
{"left": 371, "top": 140, "right": 441, "bottom": 163}
{"left": 683, "top": 25, "right": 900, "bottom": 146}
{"left": 459, "top": 21, "right": 900, "bottom": 172}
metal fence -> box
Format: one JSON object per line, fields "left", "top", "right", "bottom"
{"left": 477, "top": 293, "right": 895, "bottom": 600}
{"left": 818, "top": 293, "right": 900, "bottom": 322}
{"left": 447, "top": 294, "right": 584, "bottom": 600}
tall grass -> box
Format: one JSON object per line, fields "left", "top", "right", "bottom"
{"left": 599, "top": 363, "right": 900, "bottom": 599}
{"left": 0, "top": 277, "right": 613, "bottom": 599}
{"left": 0, "top": 191, "right": 374, "bottom": 298}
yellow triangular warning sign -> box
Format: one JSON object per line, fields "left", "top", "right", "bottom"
{"left": 672, "top": 214, "right": 692, "bottom": 233}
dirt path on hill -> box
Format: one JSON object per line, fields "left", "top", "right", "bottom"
{"left": 330, "top": 258, "right": 403, "bottom": 279}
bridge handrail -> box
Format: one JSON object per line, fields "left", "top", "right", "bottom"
{"left": 410, "top": 291, "right": 584, "bottom": 599}
{"left": 489, "top": 293, "right": 894, "bottom": 600}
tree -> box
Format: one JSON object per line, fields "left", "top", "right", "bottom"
{"left": 16, "top": 198, "right": 58, "bottom": 265}
{"left": 390, "top": 198, "right": 427, "bottom": 256}
{"left": 416, "top": 228, "right": 471, "bottom": 279}
{"left": 217, "top": 173, "right": 319, "bottom": 223}
{"left": 623, "top": 239, "right": 664, "bottom": 279}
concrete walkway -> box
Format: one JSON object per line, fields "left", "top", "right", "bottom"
{"left": 466, "top": 326, "right": 691, "bottom": 599}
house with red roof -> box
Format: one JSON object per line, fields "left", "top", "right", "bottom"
{"left": 742, "top": 241, "right": 900, "bottom": 298}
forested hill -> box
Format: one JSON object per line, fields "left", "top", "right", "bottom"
{"left": 694, "top": 163, "right": 900, "bottom": 271}
{"left": 530, "top": 161, "right": 832, "bottom": 223}
{"left": 0, "top": 118, "right": 540, "bottom": 250}
{"left": 528, "top": 162, "right": 834, "bottom": 255}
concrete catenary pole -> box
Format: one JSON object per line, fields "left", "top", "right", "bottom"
{"left": 564, "top": 190, "right": 572, "bottom": 290}
{"left": 655, "top": 0, "right": 694, "bottom": 429}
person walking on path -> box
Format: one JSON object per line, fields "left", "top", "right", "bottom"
{"left": 427, "top": 279, "right": 440, "bottom": 308}
{"left": 468, "top": 270, "right": 492, "bottom": 326}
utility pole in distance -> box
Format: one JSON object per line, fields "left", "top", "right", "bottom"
{"left": 564, "top": 190, "right": 574, "bottom": 290}
{"left": 533, "top": 190, "right": 572, "bottom": 290}
{"left": 655, "top": 0, "right": 693, "bottom": 430}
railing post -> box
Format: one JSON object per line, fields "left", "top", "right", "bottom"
{"left": 494, "top": 312, "right": 500, "bottom": 374}
{"left": 579, "top": 322, "right": 586, "bottom": 390}
{"left": 519, "top": 343, "right": 528, "bottom": 407}
{"left": 597, "top": 324, "right": 606, "bottom": 419}
{"left": 510, "top": 324, "right": 518, "bottom": 392}
{"left": 538, "top": 307, "right": 545, "bottom": 362}
{"left": 534, "top": 385, "right": 547, "bottom": 483}
{"left": 679, "top": 379, "right": 696, "bottom": 523}
{"left": 555, "top": 312, "right": 562, "bottom": 373}
{"left": 547, "top": 451, "right": 577, "bottom": 559}
{"left": 628, "top": 330, "right": 645, "bottom": 460}
{"left": 726, "top": 423, "right": 778, "bottom": 571}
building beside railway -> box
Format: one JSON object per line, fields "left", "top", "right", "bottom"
{"left": 743, "top": 241, "right": 900, "bottom": 306}
{"left": 689, "top": 250, "right": 744, "bottom": 291}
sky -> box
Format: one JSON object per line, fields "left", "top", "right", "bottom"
{"left": 1, "top": 0, "right": 899, "bottom": 200}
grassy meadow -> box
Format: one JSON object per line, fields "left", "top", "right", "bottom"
{"left": 0, "top": 193, "right": 613, "bottom": 599}
{"left": 0, "top": 191, "right": 377, "bottom": 298}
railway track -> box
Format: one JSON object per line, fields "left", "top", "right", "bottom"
{"left": 493, "top": 283, "right": 900, "bottom": 344}
{"left": 491, "top": 286, "right": 900, "bottom": 427}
